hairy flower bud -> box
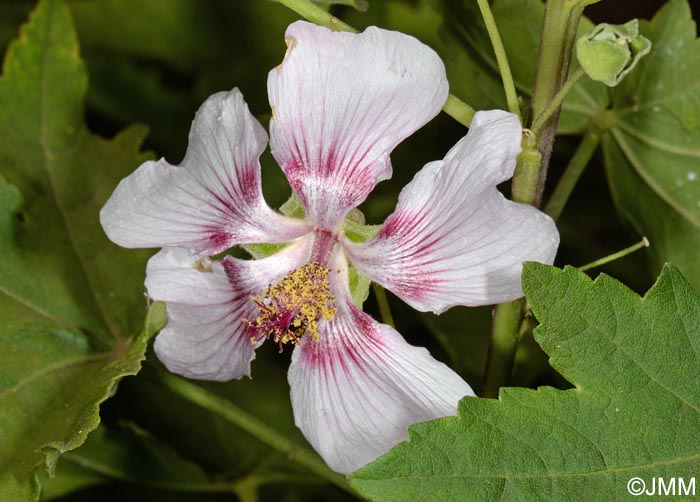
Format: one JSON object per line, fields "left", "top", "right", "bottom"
{"left": 576, "top": 19, "right": 651, "bottom": 87}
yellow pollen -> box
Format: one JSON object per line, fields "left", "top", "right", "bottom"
{"left": 244, "top": 262, "right": 337, "bottom": 351}
{"left": 193, "top": 259, "right": 213, "bottom": 273}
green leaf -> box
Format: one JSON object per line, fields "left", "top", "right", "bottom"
{"left": 0, "top": 294, "right": 164, "bottom": 501}
{"left": 69, "top": 0, "right": 222, "bottom": 71}
{"left": 69, "top": 0, "right": 300, "bottom": 161}
{"left": 36, "top": 459, "right": 108, "bottom": 501}
{"left": 81, "top": 54, "right": 194, "bottom": 161}
{"left": 40, "top": 419, "right": 333, "bottom": 500}
{"left": 351, "top": 263, "right": 700, "bottom": 501}
{"left": 0, "top": 0, "right": 158, "bottom": 498}
{"left": 441, "top": 0, "right": 609, "bottom": 134}
{"left": 604, "top": 0, "right": 700, "bottom": 288}
{"left": 604, "top": 136, "right": 700, "bottom": 289}
{"left": 39, "top": 423, "right": 223, "bottom": 499}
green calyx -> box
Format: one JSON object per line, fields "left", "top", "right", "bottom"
{"left": 576, "top": 19, "right": 651, "bottom": 87}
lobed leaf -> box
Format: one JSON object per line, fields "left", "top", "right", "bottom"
{"left": 351, "top": 263, "right": 700, "bottom": 501}
{"left": 0, "top": 0, "right": 158, "bottom": 498}
{"left": 604, "top": 0, "right": 700, "bottom": 288}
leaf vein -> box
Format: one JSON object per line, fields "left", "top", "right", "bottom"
{"left": 610, "top": 129, "right": 700, "bottom": 228}
{"left": 37, "top": 1, "right": 120, "bottom": 342}
{"left": 0, "top": 352, "right": 111, "bottom": 401}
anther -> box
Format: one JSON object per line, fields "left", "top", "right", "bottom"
{"left": 244, "top": 262, "right": 336, "bottom": 352}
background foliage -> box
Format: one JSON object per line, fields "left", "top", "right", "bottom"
{"left": 0, "top": 0, "right": 698, "bottom": 501}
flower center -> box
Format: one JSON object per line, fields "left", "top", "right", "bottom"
{"left": 245, "top": 262, "right": 337, "bottom": 352}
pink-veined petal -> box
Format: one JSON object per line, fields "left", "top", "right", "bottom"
{"left": 344, "top": 110, "right": 559, "bottom": 314}
{"left": 147, "top": 237, "right": 312, "bottom": 381}
{"left": 100, "top": 89, "right": 310, "bottom": 254}
{"left": 268, "top": 21, "right": 449, "bottom": 230}
{"left": 288, "top": 250, "right": 473, "bottom": 474}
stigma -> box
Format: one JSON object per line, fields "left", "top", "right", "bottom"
{"left": 245, "top": 262, "right": 337, "bottom": 352}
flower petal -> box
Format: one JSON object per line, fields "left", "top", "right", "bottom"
{"left": 268, "top": 21, "right": 448, "bottom": 229}
{"left": 288, "top": 250, "right": 473, "bottom": 474}
{"left": 147, "top": 237, "right": 312, "bottom": 381}
{"left": 344, "top": 110, "right": 559, "bottom": 314}
{"left": 100, "top": 89, "right": 309, "bottom": 254}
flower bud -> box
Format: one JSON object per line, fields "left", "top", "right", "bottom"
{"left": 576, "top": 19, "right": 651, "bottom": 87}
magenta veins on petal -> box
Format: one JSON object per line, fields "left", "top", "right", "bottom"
{"left": 100, "top": 20, "right": 558, "bottom": 475}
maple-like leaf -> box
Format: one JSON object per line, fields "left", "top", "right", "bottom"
{"left": 351, "top": 263, "right": 700, "bottom": 501}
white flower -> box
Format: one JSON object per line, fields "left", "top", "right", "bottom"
{"left": 100, "top": 21, "right": 559, "bottom": 474}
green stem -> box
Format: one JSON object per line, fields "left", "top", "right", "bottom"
{"left": 154, "top": 371, "right": 355, "bottom": 496}
{"left": 530, "top": 67, "right": 585, "bottom": 135}
{"left": 484, "top": 0, "right": 592, "bottom": 396}
{"left": 276, "top": 0, "right": 356, "bottom": 32}
{"left": 275, "top": 0, "right": 476, "bottom": 127}
{"left": 443, "top": 94, "right": 476, "bottom": 128}
{"left": 511, "top": 130, "right": 542, "bottom": 205}
{"left": 372, "top": 283, "right": 395, "bottom": 328}
{"left": 475, "top": 0, "right": 520, "bottom": 118}
{"left": 578, "top": 237, "right": 650, "bottom": 272}
{"left": 61, "top": 451, "right": 238, "bottom": 494}
{"left": 233, "top": 476, "right": 261, "bottom": 502}
{"left": 482, "top": 300, "right": 524, "bottom": 398}
{"left": 529, "top": 0, "right": 590, "bottom": 206}
{"left": 544, "top": 127, "right": 601, "bottom": 220}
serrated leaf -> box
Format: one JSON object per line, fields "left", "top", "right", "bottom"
{"left": 604, "top": 0, "right": 700, "bottom": 287}
{"left": 351, "top": 263, "right": 700, "bottom": 501}
{"left": 0, "top": 295, "right": 164, "bottom": 502}
{"left": 0, "top": 3, "right": 32, "bottom": 53}
{"left": 0, "top": 0, "right": 158, "bottom": 499}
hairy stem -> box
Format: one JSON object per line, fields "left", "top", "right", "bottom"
{"left": 484, "top": 0, "right": 593, "bottom": 396}
{"left": 443, "top": 94, "right": 476, "bottom": 128}
{"left": 475, "top": 0, "right": 520, "bottom": 118}
{"left": 544, "top": 127, "right": 601, "bottom": 220}
{"left": 154, "top": 371, "right": 355, "bottom": 495}
{"left": 531, "top": 67, "right": 585, "bottom": 135}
